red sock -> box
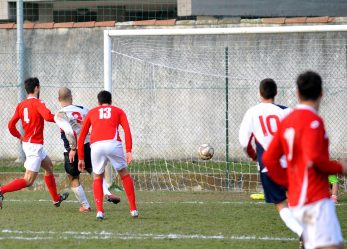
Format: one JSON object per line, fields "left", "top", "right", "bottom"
{"left": 0, "top": 178, "right": 27, "bottom": 194}
{"left": 44, "top": 175, "right": 60, "bottom": 202}
{"left": 122, "top": 174, "right": 137, "bottom": 211}
{"left": 93, "top": 178, "right": 104, "bottom": 213}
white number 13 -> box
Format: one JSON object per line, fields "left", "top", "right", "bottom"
{"left": 99, "top": 107, "right": 111, "bottom": 119}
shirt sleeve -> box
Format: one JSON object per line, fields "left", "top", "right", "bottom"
{"left": 8, "top": 105, "right": 21, "bottom": 139}
{"left": 301, "top": 120, "right": 342, "bottom": 174}
{"left": 119, "top": 110, "right": 132, "bottom": 153}
{"left": 37, "top": 101, "right": 55, "bottom": 122}
{"left": 77, "top": 114, "right": 91, "bottom": 160}
{"left": 239, "top": 109, "right": 253, "bottom": 148}
{"left": 263, "top": 128, "right": 288, "bottom": 188}
{"left": 54, "top": 111, "right": 77, "bottom": 150}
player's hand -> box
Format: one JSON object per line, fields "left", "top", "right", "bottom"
{"left": 78, "top": 160, "right": 85, "bottom": 172}
{"left": 126, "top": 152, "right": 132, "bottom": 165}
{"left": 340, "top": 158, "right": 347, "bottom": 175}
{"left": 69, "top": 149, "right": 76, "bottom": 163}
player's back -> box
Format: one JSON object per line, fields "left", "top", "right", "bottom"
{"left": 279, "top": 106, "right": 331, "bottom": 206}
{"left": 60, "top": 105, "right": 88, "bottom": 136}
{"left": 15, "top": 98, "right": 53, "bottom": 144}
{"left": 87, "top": 105, "right": 125, "bottom": 144}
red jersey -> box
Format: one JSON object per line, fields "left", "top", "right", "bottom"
{"left": 263, "top": 104, "right": 342, "bottom": 207}
{"left": 8, "top": 97, "right": 55, "bottom": 144}
{"left": 77, "top": 105, "right": 132, "bottom": 160}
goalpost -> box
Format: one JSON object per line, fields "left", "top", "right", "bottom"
{"left": 104, "top": 25, "right": 347, "bottom": 192}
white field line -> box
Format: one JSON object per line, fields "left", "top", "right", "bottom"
{"left": 0, "top": 229, "right": 297, "bottom": 241}
{"left": 4, "top": 199, "right": 347, "bottom": 206}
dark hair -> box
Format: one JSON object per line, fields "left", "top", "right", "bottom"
{"left": 97, "top": 90, "right": 112, "bottom": 104}
{"left": 259, "top": 78, "right": 277, "bottom": 99}
{"left": 296, "top": 71, "right": 322, "bottom": 101}
{"left": 24, "top": 77, "right": 40, "bottom": 94}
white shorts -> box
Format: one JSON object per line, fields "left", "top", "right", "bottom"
{"left": 90, "top": 140, "right": 127, "bottom": 175}
{"left": 291, "top": 198, "right": 343, "bottom": 249}
{"left": 22, "top": 142, "right": 47, "bottom": 173}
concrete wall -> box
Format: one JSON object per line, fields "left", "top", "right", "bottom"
{"left": 0, "top": 27, "right": 346, "bottom": 162}
{"left": 178, "top": 0, "right": 347, "bottom": 17}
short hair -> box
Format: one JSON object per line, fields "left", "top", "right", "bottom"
{"left": 24, "top": 77, "right": 40, "bottom": 94}
{"left": 97, "top": 90, "right": 112, "bottom": 105}
{"left": 58, "top": 87, "right": 72, "bottom": 102}
{"left": 259, "top": 78, "right": 277, "bottom": 99}
{"left": 296, "top": 71, "right": 322, "bottom": 101}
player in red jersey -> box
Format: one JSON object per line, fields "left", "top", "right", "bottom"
{"left": 77, "top": 90, "right": 137, "bottom": 220}
{"left": 0, "top": 77, "right": 69, "bottom": 209}
{"left": 263, "top": 71, "right": 347, "bottom": 249}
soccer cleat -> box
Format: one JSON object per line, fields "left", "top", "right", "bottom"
{"left": 0, "top": 192, "right": 4, "bottom": 209}
{"left": 299, "top": 235, "right": 305, "bottom": 249}
{"left": 331, "top": 195, "right": 338, "bottom": 204}
{"left": 96, "top": 211, "right": 104, "bottom": 221}
{"left": 79, "top": 206, "right": 91, "bottom": 213}
{"left": 54, "top": 192, "right": 69, "bottom": 207}
{"left": 130, "top": 210, "right": 139, "bottom": 218}
{"left": 105, "top": 194, "right": 121, "bottom": 205}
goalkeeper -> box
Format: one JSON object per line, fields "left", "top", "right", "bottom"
{"left": 54, "top": 87, "right": 120, "bottom": 212}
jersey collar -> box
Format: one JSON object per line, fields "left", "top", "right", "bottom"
{"left": 296, "top": 104, "right": 317, "bottom": 114}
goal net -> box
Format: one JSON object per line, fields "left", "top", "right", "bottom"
{"left": 105, "top": 26, "right": 347, "bottom": 192}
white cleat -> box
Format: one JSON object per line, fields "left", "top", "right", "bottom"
{"left": 96, "top": 211, "right": 105, "bottom": 221}
{"left": 130, "top": 210, "right": 139, "bottom": 218}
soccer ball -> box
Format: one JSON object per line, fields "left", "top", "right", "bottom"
{"left": 198, "top": 144, "right": 214, "bottom": 160}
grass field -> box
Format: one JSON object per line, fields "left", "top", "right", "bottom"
{"left": 0, "top": 190, "right": 346, "bottom": 249}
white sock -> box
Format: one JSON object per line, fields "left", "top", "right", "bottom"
{"left": 71, "top": 185, "right": 90, "bottom": 209}
{"left": 279, "top": 208, "right": 303, "bottom": 237}
{"left": 102, "top": 177, "right": 112, "bottom": 196}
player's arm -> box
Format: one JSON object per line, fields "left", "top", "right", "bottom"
{"left": 302, "top": 121, "right": 343, "bottom": 174}
{"left": 263, "top": 129, "right": 288, "bottom": 187}
{"left": 239, "top": 110, "right": 257, "bottom": 161}
{"left": 119, "top": 110, "right": 133, "bottom": 164}
{"left": 54, "top": 111, "right": 77, "bottom": 150}
{"left": 77, "top": 114, "right": 91, "bottom": 161}
{"left": 36, "top": 101, "right": 55, "bottom": 122}
{"left": 8, "top": 106, "right": 22, "bottom": 140}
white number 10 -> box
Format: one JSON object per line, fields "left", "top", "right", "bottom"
{"left": 284, "top": 128, "right": 295, "bottom": 161}
{"left": 23, "top": 108, "right": 30, "bottom": 124}
{"left": 99, "top": 107, "right": 111, "bottom": 119}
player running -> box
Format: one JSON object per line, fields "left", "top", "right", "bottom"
{"left": 263, "top": 71, "right": 347, "bottom": 249}
{"left": 77, "top": 90, "right": 137, "bottom": 220}
{"left": 239, "top": 78, "right": 304, "bottom": 246}
{"left": 54, "top": 87, "right": 121, "bottom": 212}
{"left": 0, "top": 77, "right": 69, "bottom": 208}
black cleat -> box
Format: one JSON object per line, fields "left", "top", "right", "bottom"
{"left": 106, "top": 194, "right": 121, "bottom": 205}
{"left": 54, "top": 192, "right": 69, "bottom": 207}
{"left": 0, "top": 192, "right": 4, "bottom": 209}
{"left": 299, "top": 235, "right": 305, "bottom": 249}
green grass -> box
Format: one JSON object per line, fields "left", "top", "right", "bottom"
{"left": 0, "top": 191, "right": 346, "bottom": 249}
{"left": 0, "top": 159, "right": 258, "bottom": 173}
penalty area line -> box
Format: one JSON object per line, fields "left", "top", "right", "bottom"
{"left": 0, "top": 229, "right": 297, "bottom": 241}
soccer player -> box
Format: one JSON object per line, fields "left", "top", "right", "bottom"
{"left": 239, "top": 79, "right": 304, "bottom": 243}
{"left": 0, "top": 77, "right": 69, "bottom": 208}
{"left": 54, "top": 87, "right": 121, "bottom": 212}
{"left": 329, "top": 175, "right": 339, "bottom": 203}
{"left": 77, "top": 90, "right": 137, "bottom": 220}
{"left": 263, "top": 71, "right": 347, "bottom": 249}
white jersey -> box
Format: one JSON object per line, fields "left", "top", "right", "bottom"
{"left": 239, "top": 103, "right": 291, "bottom": 151}
{"left": 54, "top": 104, "right": 90, "bottom": 151}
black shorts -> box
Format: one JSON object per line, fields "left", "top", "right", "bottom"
{"left": 260, "top": 171, "right": 287, "bottom": 204}
{"left": 64, "top": 143, "right": 92, "bottom": 177}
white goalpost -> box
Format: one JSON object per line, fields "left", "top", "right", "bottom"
{"left": 104, "top": 25, "right": 347, "bottom": 192}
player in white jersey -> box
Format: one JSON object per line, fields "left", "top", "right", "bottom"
{"left": 239, "top": 79, "right": 304, "bottom": 249}
{"left": 54, "top": 87, "right": 120, "bottom": 212}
